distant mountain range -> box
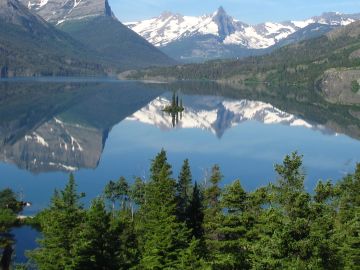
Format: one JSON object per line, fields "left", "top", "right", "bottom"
{"left": 0, "top": 0, "right": 175, "bottom": 77}
{"left": 126, "top": 19, "right": 360, "bottom": 106}
{"left": 126, "top": 7, "right": 360, "bottom": 62}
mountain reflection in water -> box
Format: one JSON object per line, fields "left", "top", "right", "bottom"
{"left": 0, "top": 80, "right": 360, "bottom": 175}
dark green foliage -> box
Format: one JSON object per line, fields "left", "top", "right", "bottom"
{"left": 138, "top": 150, "right": 192, "bottom": 269}
{"left": 187, "top": 182, "right": 205, "bottom": 240}
{"left": 213, "top": 180, "right": 250, "bottom": 269}
{"left": 177, "top": 159, "right": 193, "bottom": 222}
{"left": 0, "top": 189, "right": 23, "bottom": 215}
{"left": 72, "top": 198, "right": 117, "bottom": 270}
{"left": 203, "top": 165, "right": 224, "bottom": 264}
{"left": 0, "top": 188, "right": 24, "bottom": 270}
{"left": 104, "top": 177, "right": 130, "bottom": 211}
{"left": 114, "top": 212, "right": 140, "bottom": 270}
{"left": 29, "top": 174, "right": 85, "bottom": 270}
{"left": 25, "top": 151, "right": 360, "bottom": 269}
{"left": 131, "top": 177, "right": 146, "bottom": 206}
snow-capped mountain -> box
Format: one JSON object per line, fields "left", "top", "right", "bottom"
{"left": 21, "top": 0, "right": 114, "bottom": 24}
{"left": 126, "top": 7, "right": 360, "bottom": 61}
{"left": 126, "top": 95, "right": 329, "bottom": 138}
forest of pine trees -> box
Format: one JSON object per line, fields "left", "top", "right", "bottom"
{"left": 2, "top": 150, "right": 360, "bottom": 269}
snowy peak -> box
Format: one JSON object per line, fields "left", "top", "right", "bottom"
{"left": 21, "top": 0, "right": 114, "bottom": 24}
{"left": 212, "top": 6, "right": 239, "bottom": 39}
{"left": 125, "top": 6, "right": 244, "bottom": 47}
{"left": 126, "top": 9, "right": 360, "bottom": 50}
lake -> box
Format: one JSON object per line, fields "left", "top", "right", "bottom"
{"left": 1, "top": 78, "right": 360, "bottom": 264}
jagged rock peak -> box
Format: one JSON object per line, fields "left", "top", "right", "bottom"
{"left": 20, "top": 0, "right": 114, "bottom": 24}
{"left": 215, "top": 6, "right": 227, "bottom": 16}
{"left": 212, "top": 6, "right": 237, "bottom": 38}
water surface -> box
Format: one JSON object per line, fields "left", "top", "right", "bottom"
{"left": 1, "top": 79, "right": 360, "bottom": 263}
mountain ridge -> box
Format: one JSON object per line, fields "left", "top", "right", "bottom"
{"left": 0, "top": 0, "right": 176, "bottom": 77}
{"left": 0, "top": 0, "right": 109, "bottom": 77}
{"left": 126, "top": 7, "right": 360, "bottom": 62}
{"left": 21, "top": 0, "right": 115, "bottom": 24}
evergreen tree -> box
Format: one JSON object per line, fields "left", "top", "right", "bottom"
{"left": 336, "top": 164, "right": 360, "bottom": 269}
{"left": 213, "top": 180, "right": 250, "bottom": 269}
{"left": 138, "top": 151, "right": 192, "bottom": 269}
{"left": 150, "top": 149, "right": 172, "bottom": 183}
{"left": 73, "top": 198, "right": 118, "bottom": 270}
{"left": 340, "top": 209, "right": 360, "bottom": 269}
{"left": 30, "top": 174, "right": 85, "bottom": 270}
{"left": 104, "top": 180, "right": 120, "bottom": 211}
{"left": 117, "top": 176, "right": 130, "bottom": 210}
{"left": 177, "top": 238, "right": 210, "bottom": 270}
{"left": 203, "top": 165, "right": 223, "bottom": 264}
{"left": 131, "top": 177, "right": 146, "bottom": 207}
{"left": 177, "top": 159, "right": 193, "bottom": 223}
{"left": 251, "top": 153, "right": 312, "bottom": 268}
{"left": 187, "top": 182, "right": 205, "bottom": 240}
{"left": 114, "top": 210, "right": 140, "bottom": 270}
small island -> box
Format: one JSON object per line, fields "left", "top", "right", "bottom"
{"left": 162, "top": 92, "right": 184, "bottom": 114}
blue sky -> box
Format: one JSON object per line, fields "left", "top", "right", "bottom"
{"left": 109, "top": 0, "right": 360, "bottom": 24}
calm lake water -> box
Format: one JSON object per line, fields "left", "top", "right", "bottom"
{"left": 1, "top": 78, "right": 360, "bottom": 263}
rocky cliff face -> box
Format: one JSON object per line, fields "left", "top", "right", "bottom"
{"left": 321, "top": 68, "right": 360, "bottom": 105}
{"left": 21, "top": 0, "right": 113, "bottom": 24}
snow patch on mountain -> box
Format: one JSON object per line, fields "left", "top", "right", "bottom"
{"left": 22, "top": 0, "right": 114, "bottom": 24}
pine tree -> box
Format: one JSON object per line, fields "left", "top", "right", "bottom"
{"left": 341, "top": 209, "right": 360, "bottom": 269}
{"left": 203, "top": 165, "right": 223, "bottom": 264}
{"left": 104, "top": 180, "right": 120, "bottom": 211}
{"left": 150, "top": 149, "right": 172, "bottom": 182}
{"left": 177, "top": 159, "right": 193, "bottom": 223}
{"left": 131, "top": 177, "right": 146, "bottom": 207}
{"left": 336, "top": 164, "right": 360, "bottom": 269}
{"left": 212, "top": 180, "right": 251, "bottom": 269}
{"left": 251, "top": 153, "right": 316, "bottom": 268}
{"left": 30, "top": 174, "right": 85, "bottom": 270}
{"left": 187, "top": 182, "right": 205, "bottom": 240}
{"left": 72, "top": 198, "right": 118, "bottom": 270}
{"left": 138, "top": 151, "right": 192, "bottom": 269}
{"left": 117, "top": 176, "right": 130, "bottom": 210}
{"left": 114, "top": 210, "right": 140, "bottom": 270}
